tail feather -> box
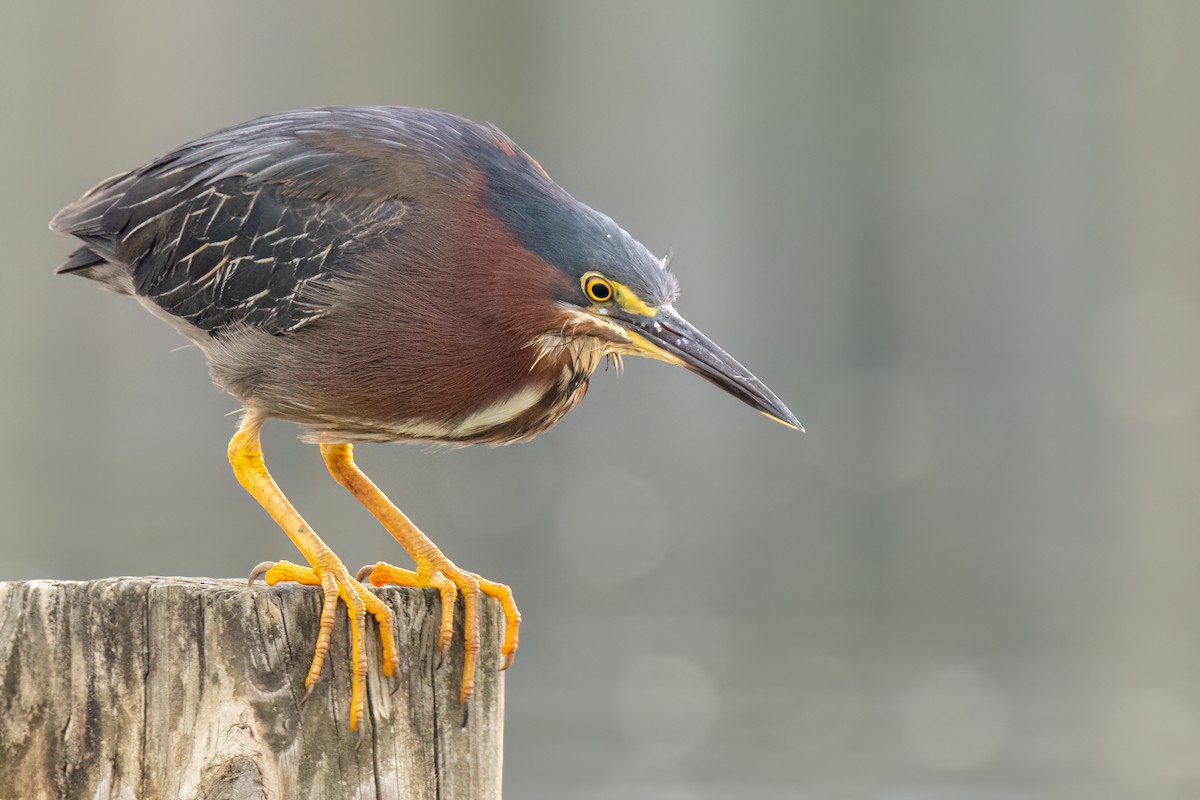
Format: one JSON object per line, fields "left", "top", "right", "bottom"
{"left": 56, "top": 245, "right": 106, "bottom": 275}
{"left": 55, "top": 245, "right": 133, "bottom": 294}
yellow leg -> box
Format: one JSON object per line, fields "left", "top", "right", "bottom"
{"left": 319, "top": 442, "right": 520, "bottom": 703}
{"left": 230, "top": 412, "right": 399, "bottom": 730}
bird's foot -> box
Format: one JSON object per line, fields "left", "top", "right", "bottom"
{"left": 356, "top": 558, "right": 520, "bottom": 703}
{"left": 248, "top": 555, "right": 399, "bottom": 730}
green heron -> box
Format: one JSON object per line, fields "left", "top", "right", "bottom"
{"left": 52, "top": 106, "right": 800, "bottom": 729}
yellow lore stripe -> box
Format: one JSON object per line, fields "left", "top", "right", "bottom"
{"left": 610, "top": 280, "right": 658, "bottom": 317}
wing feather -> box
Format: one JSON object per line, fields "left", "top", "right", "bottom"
{"left": 50, "top": 108, "right": 448, "bottom": 335}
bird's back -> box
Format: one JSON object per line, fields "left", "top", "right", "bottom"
{"left": 50, "top": 107, "right": 506, "bottom": 337}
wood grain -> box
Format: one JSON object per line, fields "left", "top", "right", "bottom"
{"left": 0, "top": 577, "right": 504, "bottom": 799}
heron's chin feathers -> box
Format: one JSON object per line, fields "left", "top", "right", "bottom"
{"left": 529, "top": 306, "right": 659, "bottom": 379}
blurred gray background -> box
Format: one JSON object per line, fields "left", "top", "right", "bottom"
{"left": 4, "top": 1, "right": 1200, "bottom": 797}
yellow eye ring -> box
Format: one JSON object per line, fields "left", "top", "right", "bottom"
{"left": 583, "top": 273, "right": 614, "bottom": 303}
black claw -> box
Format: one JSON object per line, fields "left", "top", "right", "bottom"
{"left": 355, "top": 720, "right": 367, "bottom": 748}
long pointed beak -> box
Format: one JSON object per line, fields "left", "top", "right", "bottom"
{"left": 611, "top": 305, "right": 802, "bottom": 431}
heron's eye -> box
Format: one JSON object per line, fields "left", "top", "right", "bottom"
{"left": 583, "top": 274, "right": 614, "bottom": 303}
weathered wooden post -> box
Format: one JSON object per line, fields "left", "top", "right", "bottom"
{"left": 0, "top": 577, "right": 504, "bottom": 799}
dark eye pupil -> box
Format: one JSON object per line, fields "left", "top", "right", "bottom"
{"left": 590, "top": 282, "right": 611, "bottom": 300}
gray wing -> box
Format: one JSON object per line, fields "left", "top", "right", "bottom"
{"left": 50, "top": 108, "right": 434, "bottom": 336}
